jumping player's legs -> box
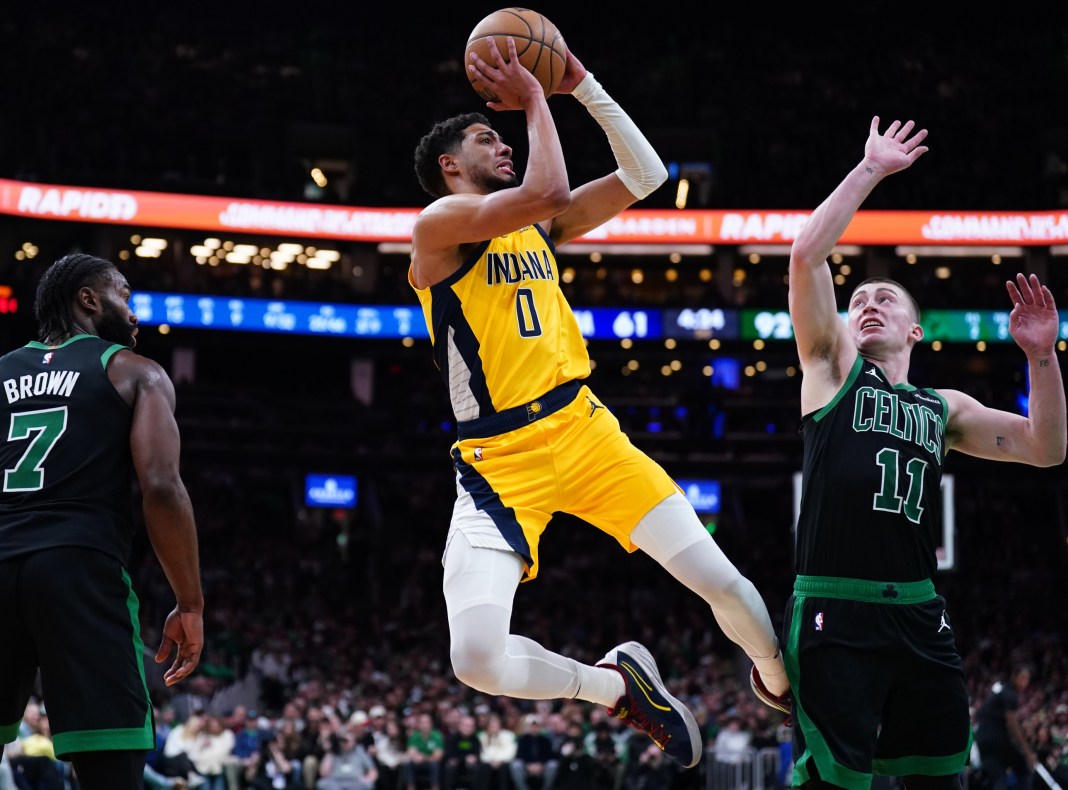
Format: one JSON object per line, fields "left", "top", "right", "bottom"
{"left": 443, "top": 532, "right": 626, "bottom": 707}
{"left": 629, "top": 493, "right": 787, "bottom": 695}
{"left": 444, "top": 389, "right": 712, "bottom": 768}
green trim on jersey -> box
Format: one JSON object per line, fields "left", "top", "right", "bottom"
{"left": 100, "top": 343, "right": 126, "bottom": 369}
{"left": 794, "top": 575, "right": 936, "bottom": 604}
{"left": 25, "top": 335, "right": 127, "bottom": 370}
{"left": 812, "top": 355, "right": 864, "bottom": 423}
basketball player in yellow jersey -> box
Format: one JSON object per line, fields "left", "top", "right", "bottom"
{"left": 409, "top": 37, "right": 791, "bottom": 769}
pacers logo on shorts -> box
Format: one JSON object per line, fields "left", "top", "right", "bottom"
{"left": 526, "top": 401, "right": 542, "bottom": 422}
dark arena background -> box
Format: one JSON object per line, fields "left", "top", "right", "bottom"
{"left": 1, "top": 6, "right": 1067, "bottom": 790}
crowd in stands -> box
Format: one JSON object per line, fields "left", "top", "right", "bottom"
{"left": 3, "top": 553, "right": 1063, "bottom": 790}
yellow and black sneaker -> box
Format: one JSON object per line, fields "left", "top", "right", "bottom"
{"left": 597, "top": 641, "right": 702, "bottom": 769}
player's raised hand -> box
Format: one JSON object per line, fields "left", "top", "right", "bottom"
{"left": 1007, "top": 272, "right": 1060, "bottom": 356}
{"left": 468, "top": 37, "right": 544, "bottom": 112}
{"left": 554, "top": 44, "right": 587, "bottom": 96}
{"left": 863, "top": 116, "right": 929, "bottom": 176}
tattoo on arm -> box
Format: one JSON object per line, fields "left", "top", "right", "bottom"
{"left": 1039, "top": 359, "right": 1049, "bottom": 367}
{"left": 997, "top": 436, "right": 1005, "bottom": 447}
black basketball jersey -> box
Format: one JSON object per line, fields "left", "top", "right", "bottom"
{"left": 796, "top": 354, "right": 947, "bottom": 581}
{"left": 0, "top": 334, "right": 135, "bottom": 563}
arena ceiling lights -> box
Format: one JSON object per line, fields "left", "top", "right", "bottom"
{"left": 187, "top": 238, "right": 341, "bottom": 270}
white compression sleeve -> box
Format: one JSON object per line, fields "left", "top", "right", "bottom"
{"left": 442, "top": 532, "right": 625, "bottom": 706}
{"left": 571, "top": 71, "right": 668, "bottom": 200}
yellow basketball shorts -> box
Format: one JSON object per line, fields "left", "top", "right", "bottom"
{"left": 449, "top": 380, "right": 680, "bottom": 581}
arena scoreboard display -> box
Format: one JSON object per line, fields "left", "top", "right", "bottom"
{"left": 129, "top": 292, "right": 1068, "bottom": 344}
{"left": 740, "top": 309, "right": 1068, "bottom": 343}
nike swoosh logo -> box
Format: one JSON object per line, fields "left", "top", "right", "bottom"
{"left": 619, "top": 660, "right": 672, "bottom": 713}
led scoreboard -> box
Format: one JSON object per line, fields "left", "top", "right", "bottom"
{"left": 130, "top": 293, "right": 1065, "bottom": 344}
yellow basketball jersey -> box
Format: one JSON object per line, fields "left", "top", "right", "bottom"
{"left": 409, "top": 224, "right": 590, "bottom": 421}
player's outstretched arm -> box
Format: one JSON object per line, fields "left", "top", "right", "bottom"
{"left": 942, "top": 273, "right": 1066, "bottom": 466}
{"left": 789, "top": 117, "right": 929, "bottom": 373}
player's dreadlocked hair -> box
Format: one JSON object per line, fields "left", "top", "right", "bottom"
{"left": 33, "top": 253, "right": 115, "bottom": 343}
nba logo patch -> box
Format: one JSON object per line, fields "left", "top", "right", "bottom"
{"left": 814, "top": 612, "right": 824, "bottom": 631}
{"left": 474, "top": 447, "right": 483, "bottom": 462}
{"left": 42, "top": 352, "right": 54, "bottom": 365}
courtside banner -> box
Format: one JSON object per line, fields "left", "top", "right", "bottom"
{"left": 2, "top": 178, "right": 1067, "bottom": 244}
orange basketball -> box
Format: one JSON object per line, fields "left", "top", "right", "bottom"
{"left": 464, "top": 8, "right": 567, "bottom": 101}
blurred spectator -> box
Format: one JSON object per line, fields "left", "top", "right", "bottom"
{"left": 974, "top": 664, "right": 1036, "bottom": 790}
{"left": 1034, "top": 722, "right": 1067, "bottom": 787}
{"left": 554, "top": 717, "right": 592, "bottom": 790}
{"left": 225, "top": 710, "right": 268, "bottom": 790}
{"left": 17, "top": 701, "right": 43, "bottom": 740}
{"left": 627, "top": 740, "right": 675, "bottom": 790}
{"left": 405, "top": 713, "right": 444, "bottom": 790}
{"left": 442, "top": 714, "right": 484, "bottom": 790}
{"left": 509, "top": 714, "right": 558, "bottom": 790}
{"left": 162, "top": 712, "right": 208, "bottom": 787}
{"left": 585, "top": 720, "right": 625, "bottom": 790}
{"left": 273, "top": 717, "right": 307, "bottom": 781}
{"left": 316, "top": 728, "right": 377, "bottom": 790}
{"left": 348, "top": 712, "right": 374, "bottom": 752}
{"left": 10, "top": 711, "right": 65, "bottom": 790}
{"left": 712, "top": 713, "right": 751, "bottom": 765}
{"left": 477, "top": 713, "right": 516, "bottom": 790}
{"left": 244, "top": 732, "right": 304, "bottom": 790}
{"left": 190, "top": 714, "right": 236, "bottom": 790}
{"left": 298, "top": 707, "right": 330, "bottom": 790}
{"left": 370, "top": 714, "right": 408, "bottom": 790}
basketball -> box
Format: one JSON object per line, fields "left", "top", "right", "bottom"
{"left": 464, "top": 8, "right": 566, "bottom": 102}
